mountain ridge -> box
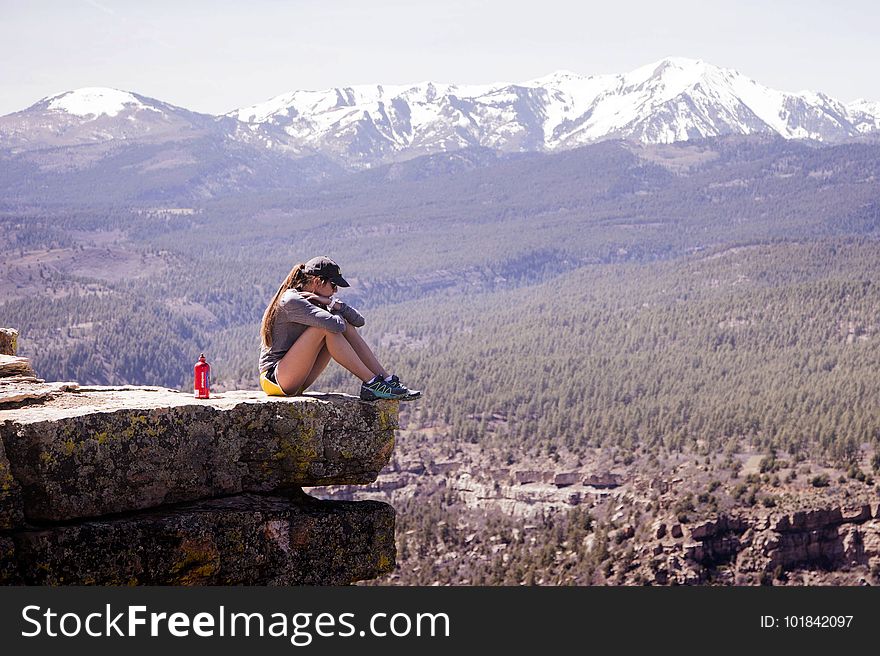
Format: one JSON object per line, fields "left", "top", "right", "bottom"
{"left": 226, "top": 57, "right": 880, "bottom": 165}
{"left": 2, "top": 57, "right": 878, "bottom": 182}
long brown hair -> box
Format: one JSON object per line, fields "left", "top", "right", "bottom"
{"left": 260, "top": 263, "right": 316, "bottom": 347}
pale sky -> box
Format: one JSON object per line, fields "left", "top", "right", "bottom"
{"left": 2, "top": 0, "right": 878, "bottom": 116}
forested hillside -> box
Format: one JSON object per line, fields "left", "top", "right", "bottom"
{"left": 351, "top": 239, "right": 880, "bottom": 463}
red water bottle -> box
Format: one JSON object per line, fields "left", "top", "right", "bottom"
{"left": 194, "top": 353, "right": 210, "bottom": 399}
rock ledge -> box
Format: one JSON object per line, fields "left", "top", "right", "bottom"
{"left": 0, "top": 384, "right": 399, "bottom": 585}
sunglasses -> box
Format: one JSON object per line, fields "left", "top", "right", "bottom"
{"left": 321, "top": 278, "right": 338, "bottom": 290}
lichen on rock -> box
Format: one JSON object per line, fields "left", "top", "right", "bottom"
{"left": 0, "top": 439, "right": 23, "bottom": 530}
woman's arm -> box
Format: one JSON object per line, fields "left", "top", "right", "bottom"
{"left": 278, "top": 292, "right": 347, "bottom": 332}
{"left": 331, "top": 299, "right": 365, "bottom": 327}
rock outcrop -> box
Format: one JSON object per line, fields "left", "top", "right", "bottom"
{"left": 635, "top": 504, "right": 880, "bottom": 585}
{"left": 0, "top": 356, "right": 34, "bottom": 379}
{"left": 7, "top": 492, "right": 394, "bottom": 585}
{"left": 0, "top": 382, "right": 399, "bottom": 585}
{"left": 0, "top": 329, "right": 17, "bottom": 357}
{"left": 584, "top": 472, "right": 623, "bottom": 488}
{"left": 1, "top": 387, "right": 397, "bottom": 521}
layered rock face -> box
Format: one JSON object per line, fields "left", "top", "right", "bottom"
{"left": 0, "top": 377, "right": 398, "bottom": 585}
{"left": 11, "top": 492, "right": 394, "bottom": 585}
{"left": 638, "top": 505, "right": 880, "bottom": 585}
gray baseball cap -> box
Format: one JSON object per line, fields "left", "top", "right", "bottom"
{"left": 303, "top": 256, "right": 350, "bottom": 287}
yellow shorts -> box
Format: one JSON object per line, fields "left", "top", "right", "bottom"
{"left": 259, "top": 369, "right": 289, "bottom": 396}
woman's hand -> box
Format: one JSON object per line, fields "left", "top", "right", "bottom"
{"left": 299, "top": 291, "right": 332, "bottom": 307}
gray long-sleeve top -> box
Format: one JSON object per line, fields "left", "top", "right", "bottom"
{"left": 259, "top": 290, "right": 365, "bottom": 373}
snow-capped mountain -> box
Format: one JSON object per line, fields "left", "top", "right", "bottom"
{"left": 2, "top": 59, "right": 879, "bottom": 169}
{"left": 846, "top": 99, "right": 880, "bottom": 133}
{"left": 0, "top": 87, "right": 226, "bottom": 152}
{"left": 228, "top": 57, "right": 880, "bottom": 166}
{"left": 0, "top": 87, "right": 340, "bottom": 202}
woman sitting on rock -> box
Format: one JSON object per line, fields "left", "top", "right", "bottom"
{"left": 259, "top": 256, "right": 420, "bottom": 401}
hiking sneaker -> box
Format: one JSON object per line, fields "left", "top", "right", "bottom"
{"left": 360, "top": 376, "right": 421, "bottom": 401}
{"left": 386, "top": 374, "right": 421, "bottom": 398}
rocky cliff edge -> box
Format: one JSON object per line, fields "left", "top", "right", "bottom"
{"left": 0, "top": 374, "right": 398, "bottom": 585}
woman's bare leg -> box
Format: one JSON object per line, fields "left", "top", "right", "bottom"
{"left": 342, "top": 325, "right": 388, "bottom": 378}
{"left": 299, "top": 345, "right": 331, "bottom": 392}
{"left": 275, "top": 327, "right": 328, "bottom": 394}
{"left": 323, "top": 330, "right": 375, "bottom": 381}
{"left": 277, "top": 327, "right": 375, "bottom": 393}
